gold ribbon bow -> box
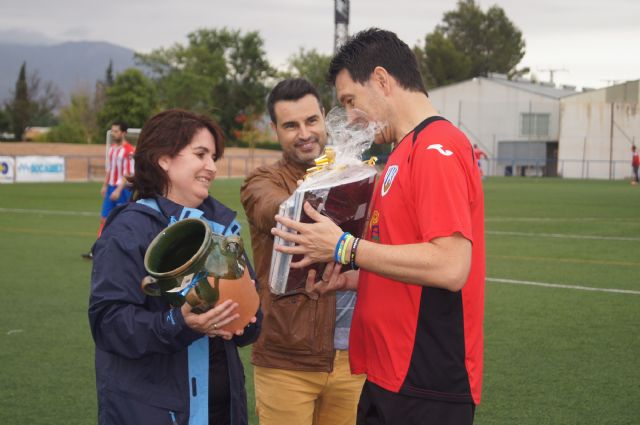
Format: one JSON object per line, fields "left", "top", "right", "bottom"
{"left": 305, "top": 147, "right": 336, "bottom": 178}
{"left": 304, "top": 148, "right": 378, "bottom": 179}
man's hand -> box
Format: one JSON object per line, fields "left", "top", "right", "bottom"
{"left": 109, "top": 187, "right": 122, "bottom": 201}
{"left": 305, "top": 262, "right": 359, "bottom": 295}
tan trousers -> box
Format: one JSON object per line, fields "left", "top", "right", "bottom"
{"left": 254, "top": 350, "right": 365, "bottom": 425}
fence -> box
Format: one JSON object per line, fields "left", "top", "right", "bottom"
{"left": 0, "top": 153, "right": 282, "bottom": 183}
{"left": 481, "top": 158, "right": 631, "bottom": 180}
{"left": 3, "top": 154, "right": 634, "bottom": 182}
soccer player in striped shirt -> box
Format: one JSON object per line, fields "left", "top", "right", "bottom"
{"left": 82, "top": 121, "right": 134, "bottom": 259}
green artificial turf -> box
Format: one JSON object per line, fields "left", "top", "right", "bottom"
{"left": 0, "top": 177, "right": 638, "bottom": 424}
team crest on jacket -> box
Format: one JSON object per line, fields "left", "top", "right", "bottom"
{"left": 382, "top": 165, "right": 399, "bottom": 196}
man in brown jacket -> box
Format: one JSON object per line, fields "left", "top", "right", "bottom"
{"left": 240, "top": 78, "right": 364, "bottom": 425}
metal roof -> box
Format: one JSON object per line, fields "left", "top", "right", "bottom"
{"left": 484, "top": 74, "right": 577, "bottom": 99}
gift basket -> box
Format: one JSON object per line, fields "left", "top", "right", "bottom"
{"left": 269, "top": 108, "right": 383, "bottom": 294}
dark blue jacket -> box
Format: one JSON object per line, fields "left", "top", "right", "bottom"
{"left": 89, "top": 196, "right": 261, "bottom": 425}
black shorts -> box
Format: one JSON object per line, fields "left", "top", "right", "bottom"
{"left": 357, "top": 381, "right": 475, "bottom": 425}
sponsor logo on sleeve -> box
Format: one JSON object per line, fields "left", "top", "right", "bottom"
{"left": 426, "top": 144, "right": 453, "bottom": 156}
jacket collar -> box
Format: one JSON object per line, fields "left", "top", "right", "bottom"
{"left": 280, "top": 156, "right": 312, "bottom": 179}
{"left": 154, "top": 196, "right": 237, "bottom": 230}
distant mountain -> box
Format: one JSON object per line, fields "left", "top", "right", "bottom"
{"left": 0, "top": 29, "right": 59, "bottom": 46}
{"left": 0, "top": 41, "right": 138, "bottom": 104}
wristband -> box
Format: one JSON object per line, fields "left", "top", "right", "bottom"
{"left": 340, "top": 234, "right": 354, "bottom": 265}
{"left": 350, "top": 237, "right": 360, "bottom": 270}
{"left": 334, "top": 232, "right": 350, "bottom": 263}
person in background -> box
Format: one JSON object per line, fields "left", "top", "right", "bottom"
{"left": 240, "top": 78, "right": 365, "bottom": 425}
{"left": 473, "top": 143, "right": 488, "bottom": 178}
{"left": 82, "top": 120, "right": 134, "bottom": 259}
{"left": 89, "top": 109, "right": 261, "bottom": 425}
{"left": 272, "top": 28, "right": 485, "bottom": 425}
{"left": 631, "top": 145, "right": 639, "bottom": 185}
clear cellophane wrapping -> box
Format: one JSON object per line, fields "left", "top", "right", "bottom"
{"left": 269, "top": 108, "right": 384, "bottom": 295}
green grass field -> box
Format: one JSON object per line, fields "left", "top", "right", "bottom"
{"left": 1, "top": 177, "right": 639, "bottom": 424}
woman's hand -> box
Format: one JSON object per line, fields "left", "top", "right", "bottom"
{"left": 305, "top": 262, "right": 360, "bottom": 295}
{"left": 181, "top": 299, "right": 240, "bottom": 340}
{"left": 272, "top": 202, "right": 344, "bottom": 268}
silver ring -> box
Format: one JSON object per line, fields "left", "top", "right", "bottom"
{"left": 213, "top": 323, "right": 218, "bottom": 330}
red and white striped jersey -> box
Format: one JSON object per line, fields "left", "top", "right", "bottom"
{"left": 106, "top": 141, "right": 135, "bottom": 186}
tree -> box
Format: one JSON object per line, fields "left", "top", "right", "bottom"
{"left": 48, "top": 88, "right": 100, "bottom": 143}
{"left": 136, "top": 28, "right": 275, "bottom": 141}
{"left": 4, "top": 62, "right": 61, "bottom": 140}
{"left": 416, "top": 0, "right": 525, "bottom": 88}
{"left": 105, "top": 60, "right": 115, "bottom": 87}
{"left": 0, "top": 108, "right": 10, "bottom": 133}
{"left": 8, "top": 62, "right": 30, "bottom": 140}
{"left": 94, "top": 60, "right": 116, "bottom": 116}
{"left": 27, "top": 72, "right": 61, "bottom": 126}
{"left": 282, "top": 48, "right": 334, "bottom": 112}
{"left": 97, "top": 68, "right": 157, "bottom": 130}
{"left": 414, "top": 32, "right": 471, "bottom": 88}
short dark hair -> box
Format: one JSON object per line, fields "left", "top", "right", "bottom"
{"left": 131, "top": 109, "right": 225, "bottom": 200}
{"left": 267, "top": 78, "right": 322, "bottom": 124}
{"left": 328, "top": 28, "right": 427, "bottom": 95}
{"left": 112, "top": 120, "right": 128, "bottom": 133}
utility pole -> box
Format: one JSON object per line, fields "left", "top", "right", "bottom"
{"left": 601, "top": 79, "right": 623, "bottom": 86}
{"left": 334, "top": 0, "right": 349, "bottom": 53}
{"left": 609, "top": 102, "right": 615, "bottom": 180}
{"left": 538, "top": 68, "right": 568, "bottom": 84}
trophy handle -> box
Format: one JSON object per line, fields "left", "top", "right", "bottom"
{"left": 141, "top": 275, "right": 162, "bottom": 296}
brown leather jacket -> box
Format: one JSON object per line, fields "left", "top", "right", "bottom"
{"left": 240, "top": 157, "right": 337, "bottom": 372}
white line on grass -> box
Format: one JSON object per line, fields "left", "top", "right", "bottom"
{"left": 0, "top": 207, "right": 98, "bottom": 217}
{"left": 487, "top": 230, "right": 640, "bottom": 242}
{"left": 486, "top": 217, "right": 635, "bottom": 222}
{"left": 487, "top": 277, "right": 640, "bottom": 295}
{"left": 490, "top": 254, "right": 639, "bottom": 267}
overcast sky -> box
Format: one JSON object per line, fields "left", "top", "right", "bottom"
{"left": 1, "top": 0, "right": 638, "bottom": 90}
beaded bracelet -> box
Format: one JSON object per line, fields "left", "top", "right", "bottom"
{"left": 349, "top": 237, "right": 360, "bottom": 270}
{"left": 334, "top": 232, "right": 350, "bottom": 263}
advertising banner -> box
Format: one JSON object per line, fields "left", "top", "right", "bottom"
{"left": 0, "top": 156, "right": 15, "bottom": 183}
{"left": 16, "top": 156, "right": 65, "bottom": 182}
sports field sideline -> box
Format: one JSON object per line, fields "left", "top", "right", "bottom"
{"left": 1, "top": 177, "right": 638, "bottom": 424}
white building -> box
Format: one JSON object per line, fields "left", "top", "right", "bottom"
{"left": 429, "top": 73, "right": 576, "bottom": 176}
{"left": 558, "top": 80, "right": 640, "bottom": 179}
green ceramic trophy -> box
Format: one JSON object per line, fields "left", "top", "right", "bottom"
{"left": 141, "top": 218, "right": 246, "bottom": 313}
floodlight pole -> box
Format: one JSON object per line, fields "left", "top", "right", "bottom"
{"left": 333, "top": 0, "right": 349, "bottom": 105}
{"left": 334, "top": 0, "right": 349, "bottom": 53}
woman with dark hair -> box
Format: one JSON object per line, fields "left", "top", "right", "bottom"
{"left": 89, "top": 109, "right": 261, "bottom": 425}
